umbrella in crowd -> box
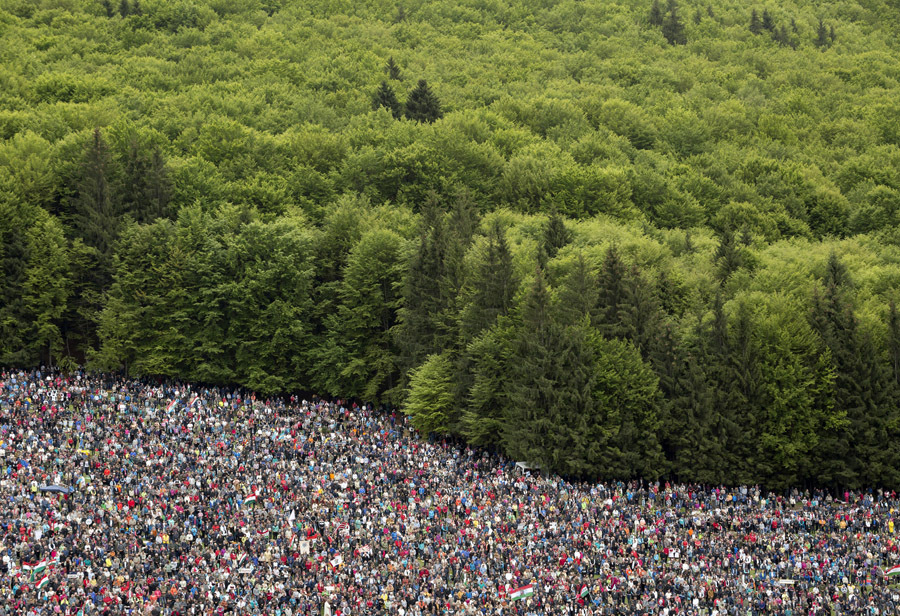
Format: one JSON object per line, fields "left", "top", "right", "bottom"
{"left": 1, "top": 367, "right": 900, "bottom": 615}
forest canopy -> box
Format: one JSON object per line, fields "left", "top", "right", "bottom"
{"left": 1, "top": 0, "right": 900, "bottom": 487}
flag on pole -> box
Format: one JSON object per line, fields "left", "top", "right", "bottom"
{"left": 884, "top": 565, "right": 900, "bottom": 577}
{"left": 166, "top": 399, "right": 178, "bottom": 413}
{"left": 36, "top": 575, "right": 50, "bottom": 590}
{"left": 508, "top": 584, "right": 534, "bottom": 601}
{"left": 188, "top": 395, "right": 200, "bottom": 408}
{"left": 337, "top": 522, "right": 350, "bottom": 537}
{"left": 243, "top": 494, "right": 258, "bottom": 507}
{"left": 580, "top": 584, "right": 590, "bottom": 598}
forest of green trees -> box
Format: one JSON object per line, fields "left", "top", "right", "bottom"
{"left": 2, "top": 0, "right": 900, "bottom": 488}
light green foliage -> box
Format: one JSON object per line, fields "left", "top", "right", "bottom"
{"left": 405, "top": 352, "right": 455, "bottom": 434}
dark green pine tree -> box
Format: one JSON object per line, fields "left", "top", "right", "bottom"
{"left": 595, "top": 246, "right": 629, "bottom": 339}
{"left": 439, "top": 190, "right": 479, "bottom": 349}
{"left": 761, "top": 9, "right": 775, "bottom": 32}
{"left": 749, "top": 9, "right": 763, "bottom": 35}
{"left": 706, "top": 5, "right": 715, "bottom": 18}
{"left": 618, "top": 264, "right": 663, "bottom": 356}
{"left": 102, "top": 0, "right": 114, "bottom": 17}
{"left": 64, "top": 128, "right": 120, "bottom": 353}
{"left": 693, "top": 9, "right": 702, "bottom": 24}
{"left": 502, "top": 268, "right": 598, "bottom": 477}
{"left": 0, "top": 205, "right": 30, "bottom": 366}
{"left": 394, "top": 198, "right": 449, "bottom": 380}
{"left": 698, "top": 295, "right": 750, "bottom": 484}
{"left": 661, "top": 0, "right": 687, "bottom": 45}
{"left": 888, "top": 300, "right": 900, "bottom": 387}
{"left": 373, "top": 80, "right": 403, "bottom": 119}
{"left": 714, "top": 230, "right": 744, "bottom": 283}
{"left": 810, "top": 254, "right": 898, "bottom": 488}
{"left": 405, "top": 79, "right": 443, "bottom": 123}
{"left": 131, "top": 0, "right": 142, "bottom": 16}
{"left": 119, "top": 0, "right": 130, "bottom": 17}
{"left": 649, "top": 0, "right": 664, "bottom": 26}
{"left": 386, "top": 56, "right": 402, "bottom": 80}
{"left": 555, "top": 253, "right": 598, "bottom": 328}
{"left": 542, "top": 210, "right": 572, "bottom": 260}
{"left": 815, "top": 19, "right": 830, "bottom": 48}
{"left": 460, "top": 222, "right": 517, "bottom": 340}
{"left": 651, "top": 324, "right": 722, "bottom": 483}
{"left": 829, "top": 24, "right": 836, "bottom": 43}
{"left": 727, "top": 302, "right": 764, "bottom": 484}
{"left": 117, "top": 137, "right": 172, "bottom": 224}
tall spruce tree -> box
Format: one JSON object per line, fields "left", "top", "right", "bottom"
{"left": 649, "top": 0, "right": 664, "bottom": 26}
{"left": 372, "top": 81, "right": 403, "bottom": 119}
{"left": 542, "top": 211, "right": 572, "bottom": 260}
{"left": 386, "top": 56, "right": 402, "bottom": 80}
{"left": 815, "top": 19, "right": 830, "bottom": 48}
{"left": 809, "top": 254, "right": 897, "bottom": 487}
{"left": 749, "top": 9, "right": 763, "bottom": 34}
{"left": 395, "top": 197, "right": 448, "bottom": 382}
{"left": 118, "top": 137, "right": 172, "bottom": 223}
{"left": 761, "top": 9, "right": 775, "bottom": 31}
{"left": 889, "top": 300, "right": 900, "bottom": 387}
{"left": 460, "top": 222, "right": 517, "bottom": 340}
{"left": 405, "top": 79, "right": 443, "bottom": 123}
{"left": 661, "top": 0, "right": 686, "bottom": 45}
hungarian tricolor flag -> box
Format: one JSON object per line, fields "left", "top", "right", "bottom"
{"left": 188, "top": 395, "right": 200, "bottom": 408}
{"left": 37, "top": 575, "right": 50, "bottom": 590}
{"left": 243, "top": 494, "right": 258, "bottom": 507}
{"left": 885, "top": 564, "right": 900, "bottom": 577}
{"left": 580, "top": 584, "right": 590, "bottom": 598}
{"left": 508, "top": 584, "right": 534, "bottom": 601}
{"left": 166, "top": 399, "right": 178, "bottom": 413}
{"left": 23, "top": 560, "right": 49, "bottom": 575}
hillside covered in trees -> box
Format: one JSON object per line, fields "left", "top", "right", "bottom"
{"left": 2, "top": 0, "right": 900, "bottom": 488}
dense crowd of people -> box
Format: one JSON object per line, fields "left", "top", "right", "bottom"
{"left": 2, "top": 368, "right": 900, "bottom": 615}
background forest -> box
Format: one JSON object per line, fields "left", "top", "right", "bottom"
{"left": 2, "top": 0, "right": 900, "bottom": 488}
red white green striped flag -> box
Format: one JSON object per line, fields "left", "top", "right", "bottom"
{"left": 885, "top": 564, "right": 900, "bottom": 577}
{"left": 508, "top": 584, "right": 534, "bottom": 601}
{"left": 580, "top": 584, "right": 590, "bottom": 597}
{"left": 37, "top": 575, "right": 50, "bottom": 590}
{"left": 243, "top": 494, "right": 258, "bottom": 507}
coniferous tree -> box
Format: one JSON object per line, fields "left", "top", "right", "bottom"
{"left": 595, "top": 246, "right": 628, "bottom": 339}
{"left": 714, "top": 230, "right": 744, "bottom": 283}
{"left": 809, "top": 254, "right": 897, "bottom": 488}
{"left": 706, "top": 5, "right": 715, "bottom": 18}
{"left": 815, "top": 19, "right": 830, "bottom": 48}
{"left": 693, "top": 9, "right": 702, "bottom": 25}
{"left": 542, "top": 211, "right": 572, "bottom": 260}
{"left": 460, "top": 222, "right": 517, "bottom": 340}
{"left": 386, "top": 56, "right": 402, "bottom": 80}
{"left": 889, "top": 300, "right": 900, "bottom": 387}
{"left": 373, "top": 81, "right": 403, "bottom": 119}
{"left": 395, "top": 197, "right": 448, "bottom": 380}
{"left": 749, "top": 9, "right": 763, "bottom": 34}
{"left": 761, "top": 9, "right": 775, "bottom": 32}
{"left": 829, "top": 24, "right": 836, "bottom": 43}
{"left": 102, "top": 0, "right": 114, "bottom": 17}
{"left": 649, "top": 0, "right": 664, "bottom": 26}
{"left": 119, "top": 0, "right": 129, "bottom": 17}
{"left": 661, "top": 0, "right": 686, "bottom": 45}
{"left": 405, "top": 79, "right": 443, "bottom": 123}
{"left": 118, "top": 137, "right": 172, "bottom": 224}
{"left": 556, "top": 253, "right": 598, "bottom": 327}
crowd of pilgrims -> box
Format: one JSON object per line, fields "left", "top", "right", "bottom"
{"left": 1, "top": 368, "right": 900, "bottom": 615}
